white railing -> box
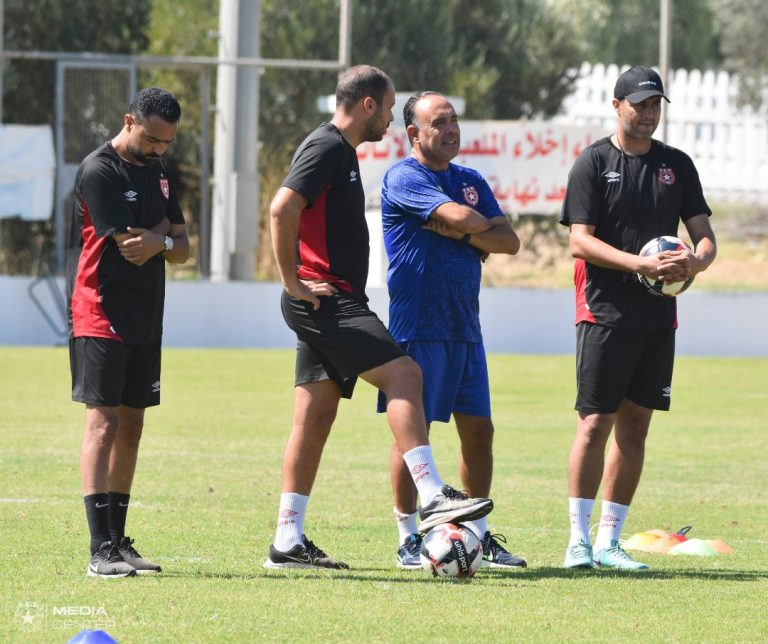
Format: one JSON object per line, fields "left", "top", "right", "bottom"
{"left": 555, "top": 63, "right": 768, "bottom": 203}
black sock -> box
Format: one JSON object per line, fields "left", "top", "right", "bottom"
{"left": 84, "top": 493, "right": 111, "bottom": 555}
{"left": 108, "top": 492, "right": 131, "bottom": 543}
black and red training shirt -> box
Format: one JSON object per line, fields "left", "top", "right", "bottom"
{"left": 560, "top": 136, "right": 711, "bottom": 330}
{"left": 282, "top": 123, "right": 368, "bottom": 298}
{"left": 66, "top": 142, "right": 184, "bottom": 345}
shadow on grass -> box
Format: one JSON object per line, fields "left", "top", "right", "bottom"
{"left": 160, "top": 566, "right": 768, "bottom": 585}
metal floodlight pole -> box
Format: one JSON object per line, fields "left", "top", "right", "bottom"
{"left": 210, "top": 0, "right": 262, "bottom": 282}
{"left": 339, "top": 0, "right": 352, "bottom": 69}
{"left": 659, "top": 0, "right": 672, "bottom": 142}
{"left": 1, "top": 0, "right": 5, "bottom": 123}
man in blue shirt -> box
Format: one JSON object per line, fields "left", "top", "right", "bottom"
{"left": 378, "top": 91, "right": 526, "bottom": 569}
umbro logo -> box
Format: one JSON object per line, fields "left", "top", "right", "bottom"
{"left": 604, "top": 171, "right": 621, "bottom": 183}
{"left": 411, "top": 463, "right": 430, "bottom": 483}
{"left": 279, "top": 509, "right": 298, "bottom": 518}
{"left": 349, "top": 170, "right": 358, "bottom": 182}
{"left": 124, "top": 190, "right": 138, "bottom": 202}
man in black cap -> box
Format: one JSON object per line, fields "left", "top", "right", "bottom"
{"left": 559, "top": 66, "right": 717, "bottom": 570}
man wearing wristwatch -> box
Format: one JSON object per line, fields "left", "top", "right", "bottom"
{"left": 376, "top": 91, "right": 525, "bottom": 570}
{"left": 66, "top": 87, "right": 189, "bottom": 578}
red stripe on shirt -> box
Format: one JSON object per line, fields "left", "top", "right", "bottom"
{"left": 297, "top": 187, "right": 353, "bottom": 293}
{"left": 574, "top": 258, "right": 597, "bottom": 324}
{"left": 70, "top": 203, "right": 124, "bottom": 341}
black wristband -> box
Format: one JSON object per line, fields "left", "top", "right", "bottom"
{"left": 461, "top": 233, "right": 472, "bottom": 244}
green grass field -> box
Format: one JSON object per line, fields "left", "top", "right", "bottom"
{"left": 1, "top": 347, "right": 766, "bottom": 642}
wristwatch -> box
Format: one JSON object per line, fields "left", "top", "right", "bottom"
{"left": 163, "top": 235, "right": 174, "bottom": 253}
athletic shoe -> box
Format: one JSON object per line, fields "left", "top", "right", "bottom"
{"left": 118, "top": 536, "right": 162, "bottom": 574}
{"left": 563, "top": 539, "right": 596, "bottom": 569}
{"left": 263, "top": 535, "right": 350, "bottom": 570}
{"left": 418, "top": 485, "right": 493, "bottom": 533}
{"left": 480, "top": 532, "right": 527, "bottom": 568}
{"left": 594, "top": 540, "right": 649, "bottom": 571}
{"left": 87, "top": 541, "right": 136, "bottom": 578}
{"left": 396, "top": 533, "right": 423, "bottom": 569}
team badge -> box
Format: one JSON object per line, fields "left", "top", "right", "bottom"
{"left": 160, "top": 177, "right": 170, "bottom": 199}
{"left": 462, "top": 185, "right": 479, "bottom": 206}
{"left": 657, "top": 167, "right": 676, "bottom": 185}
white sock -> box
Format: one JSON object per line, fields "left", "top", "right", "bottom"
{"left": 394, "top": 507, "right": 419, "bottom": 543}
{"left": 402, "top": 445, "right": 445, "bottom": 505}
{"left": 568, "top": 497, "right": 595, "bottom": 546}
{"left": 593, "top": 500, "right": 630, "bottom": 552}
{"left": 466, "top": 516, "right": 488, "bottom": 540}
{"left": 273, "top": 492, "right": 309, "bottom": 552}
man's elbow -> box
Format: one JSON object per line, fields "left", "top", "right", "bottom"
{"left": 569, "top": 239, "right": 587, "bottom": 260}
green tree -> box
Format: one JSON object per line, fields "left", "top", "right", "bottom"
{"left": 1, "top": 0, "right": 151, "bottom": 274}
{"left": 353, "top": 0, "right": 585, "bottom": 119}
{"left": 712, "top": 0, "right": 768, "bottom": 108}
{"left": 550, "top": 0, "right": 722, "bottom": 71}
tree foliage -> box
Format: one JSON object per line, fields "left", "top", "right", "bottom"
{"left": 550, "top": 0, "right": 722, "bottom": 71}
{"left": 1, "top": 0, "right": 151, "bottom": 274}
{"left": 712, "top": 0, "right": 768, "bottom": 109}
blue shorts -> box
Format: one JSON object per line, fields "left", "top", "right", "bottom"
{"left": 377, "top": 340, "right": 491, "bottom": 423}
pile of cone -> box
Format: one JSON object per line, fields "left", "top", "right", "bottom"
{"left": 622, "top": 526, "right": 734, "bottom": 556}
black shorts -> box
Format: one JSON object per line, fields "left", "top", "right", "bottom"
{"left": 281, "top": 291, "right": 405, "bottom": 399}
{"left": 70, "top": 337, "right": 161, "bottom": 408}
{"left": 575, "top": 322, "right": 675, "bottom": 413}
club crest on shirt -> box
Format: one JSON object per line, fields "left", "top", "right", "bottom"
{"left": 159, "top": 177, "right": 170, "bottom": 199}
{"left": 657, "top": 167, "right": 676, "bottom": 185}
{"left": 462, "top": 185, "right": 479, "bottom": 206}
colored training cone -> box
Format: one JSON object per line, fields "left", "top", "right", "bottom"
{"left": 623, "top": 532, "right": 662, "bottom": 552}
{"left": 67, "top": 630, "right": 118, "bottom": 644}
{"left": 707, "top": 539, "right": 734, "bottom": 554}
{"left": 668, "top": 538, "right": 717, "bottom": 556}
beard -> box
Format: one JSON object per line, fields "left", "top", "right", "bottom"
{"left": 127, "top": 143, "right": 161, "bottom": 165}
{"left": 361, "top": 112, "right": 387, "bottom": 143}
{"left": 622, "top": 119, "right": 658, "bottom": 140}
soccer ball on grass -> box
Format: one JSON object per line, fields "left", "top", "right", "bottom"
{"left": 419, "top": 523, "right": 483, "bottom": 578}
{"left": 637, "top": 235, "right": 694, "bottom": 297}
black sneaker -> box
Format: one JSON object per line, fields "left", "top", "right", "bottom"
{"left": 87, "top": 541, "right": 136, "bottom": 578}
{"left": 480, "top": 532, "right": 527, "bottom": 568}
{"left": 118, "top": 536, "right": 162, "bottom": 574}
{"left": 396, "top": 533, "right": 423, "bottom": 569}
{"left": 418, "top": 485, "right": 493, "bottom": 533}
{"left": 263, "top": 535, "right": 350, "bottom": 570}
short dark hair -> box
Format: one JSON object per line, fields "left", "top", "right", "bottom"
{"left": 129, "top": 87, "right": 181, "bottom": 124}
{"left": 403, "top": 91, "right": 443, "bottom": 129}
{"left": 335, "top": 65, "right": 391, "bottom": 110}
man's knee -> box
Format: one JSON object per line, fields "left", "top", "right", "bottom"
{"left": 381, "top": 356, "right": 422, "bottom": 395}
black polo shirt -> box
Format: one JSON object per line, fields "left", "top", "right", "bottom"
{"left": 560, "top": 136, "right": 711, "bottom": 329}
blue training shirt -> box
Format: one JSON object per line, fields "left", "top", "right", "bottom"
{"left": 381, "top": 156, "right": 503, "bottom": 342}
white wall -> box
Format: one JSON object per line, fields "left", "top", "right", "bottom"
{"left": 555, "top": 63, "right": 768, "bottom": 203}
{"left": 2, "top": 275, "right": 766, "bottom": 356}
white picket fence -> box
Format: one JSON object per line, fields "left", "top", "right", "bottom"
{"left": 555, "top": 63, "right": 768, "bottom": 203}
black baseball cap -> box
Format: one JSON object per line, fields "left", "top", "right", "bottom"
{"left": 614, "top": 66, "right": 670, "bottom": 104}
